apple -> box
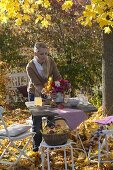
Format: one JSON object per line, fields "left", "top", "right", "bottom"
{"left": 48, "top": 130, "right": 55, "bottom": 134}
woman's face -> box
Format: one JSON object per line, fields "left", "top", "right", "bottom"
{"left": 35, "top": 47, "right": 48, "bottom": 64}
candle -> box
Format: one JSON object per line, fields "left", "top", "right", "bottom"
{"left": 35, "top": 97, "right": 42, "bottom": 106}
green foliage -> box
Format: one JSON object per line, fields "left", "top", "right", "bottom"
{"left": 0, "top": 62, "right": 9, "bottom": 106}
{"left": 0, "top": 24, "right": 33, "bottom": 69}
{"left": 51, "top": 25, "right": 102, "bottom": 99}
{"left": 89, "top": 86, "right": 102, "bottom": 108}
{"left": 0, "top": 25, "right": 19, "bottom": 67}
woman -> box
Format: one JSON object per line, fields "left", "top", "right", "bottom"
{"left": 26, "top": 42, "right": 61, "bottom": 152}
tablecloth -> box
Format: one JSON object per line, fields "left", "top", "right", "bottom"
{"left": 50, "top": 108, "right": 88, "bottom": 130}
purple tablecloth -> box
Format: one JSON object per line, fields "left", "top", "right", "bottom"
{"left": 94, "top": 116, "right": 113, "bottom": 125}
{"left": 51, "top": 108, "right": 88, "bottom": 130}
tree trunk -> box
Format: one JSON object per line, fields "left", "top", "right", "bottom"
{"left": 103, "top": 31, "right": 113, "bottom": 115}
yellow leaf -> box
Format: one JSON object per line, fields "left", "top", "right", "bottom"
{"left": 49, "top": 77, "right": 52, "bottom": 82}
{"left": 62, "top": 0, "right": 73, "bottom": 11}
{"left": 41, "top": 18, "right": 50, "bottom": 28}
{"left": 23, "top": 14, "right": 30, "bottom": 21}
{"left": 36, "top": 0, "right": 43, "bottom": 5}
{"left": 35, "top": 14, "right": 43, "bottom": 24}
{"left": 104, "top": 26, "right": 111, "bottom": 34}
{"left": 99, "top": 19, "right": 108, "bottom": 28}
{"left": 77, "top": 16, "right": 83, "bottom": 22}
{"left": 107, "top": 0, "right": 113, "bottom": 7}
{"left": 85, "top": 5, "right": 92, "bottom": 11}
{"left": 44, "top": 0, "right": 51, "bottom": 8}
{"left": 74, "top": 11, "right": 79, "bottom": 16}
{"left": 15, "top": 18, "right": 22, "bottom": 25}
{"left": 46, "top": 14, "right": 51, "bottom": 20}
{"left": 0, "top": 15, "right": 8, "bottom": 23}
{"left": 8, "top": 10, "right": 16, "bottom": 18}
{"left": 28, "top": 0, "right": 34, "bottom": 4}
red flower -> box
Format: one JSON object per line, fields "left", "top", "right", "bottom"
{"left": 51, "top": 79, "right": 71, "bottom": 93}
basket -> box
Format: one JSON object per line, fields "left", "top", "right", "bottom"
{"left": 42, "top": 133, "right": 69, "bottom": 146}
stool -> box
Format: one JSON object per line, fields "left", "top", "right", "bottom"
{"left": 39, "top": 141, "right": 74, "bottom": 170}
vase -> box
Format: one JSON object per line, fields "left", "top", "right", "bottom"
{"left": 55, "top": 92, "right": 64, "bottom": 103}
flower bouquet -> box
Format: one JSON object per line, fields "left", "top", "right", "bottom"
{"left": 51, "top": 79, "right": 71, "bottom": 94}
{"left": 42, "top": 77, "right": 71, "bottom": 106}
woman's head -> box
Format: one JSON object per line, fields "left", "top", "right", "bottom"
{"left": 34, "top": 42, "right": 48, "bottom": 64}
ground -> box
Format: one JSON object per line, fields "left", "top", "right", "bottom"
{"left": 0, "top": 107, "right": 113, "bottom": 170}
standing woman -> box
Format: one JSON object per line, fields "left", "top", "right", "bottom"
{"left": 26, "top": 42, "right": 61, "bottom": 152}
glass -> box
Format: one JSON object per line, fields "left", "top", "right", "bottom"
{"left": 77, "top": 94, "right": 88, "bottom": 105}
{"left": 35, "top": 97, "right": 42, "bottom": 106}
{"left": 64, "top": 94, "right": 70, "bottom": 103}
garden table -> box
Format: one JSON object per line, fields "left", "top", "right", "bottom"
{"left": 25, "top": 103, "right": 88, "bottom": 130}
{"left": 75, "top": 103, "right": 97, "bottom": 113}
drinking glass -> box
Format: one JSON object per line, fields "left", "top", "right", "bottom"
{"left": 77, "top": 94, "right": 88, "bottom": 105}
{"left": 64, "top": 94, "right": 70, "bottom": 103}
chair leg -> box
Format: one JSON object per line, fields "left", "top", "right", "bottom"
{"left": 0, "top": 142, "right": 17, "bottom": 159}
{"left": 47, "top": 148, "right": 50, "bottom": 170}
{"left": 70, "top": 144, "right": 74, "bottom": 170}
{"left": 76, "top": 131, "right": 87, "bottom": 157}
{"left": 105, "top": 135, "right": 109, "bottom": 158}
{"left": 0, "top": 141, "right": 19, "bottom": 165}
{"left": 11, "top": 136, "right": 34, "bottom": 163}
{"left": 40, "top": 142, "right": 75, "bottom": 170}
{"left": 98, "top": 136, "right": 101, "bottom": 168}
{"left": 40, "top": 147, "right": 45, "bottom": 170}
{"left": 63, "top": 146, "right": 67, "bottom": 170}
{"left": 88, "top": 146, "right": 92, "bottom": 161}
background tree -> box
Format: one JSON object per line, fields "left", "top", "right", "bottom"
{"left": 0, "top": 0, "right": 103, "bottom": 107}
{"left": 77, "top": 0, "right": 113, "bottom": 115}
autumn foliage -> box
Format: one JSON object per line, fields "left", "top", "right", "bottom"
{"left": 0, "top": 61, "right": 9, "bottom": 107}
{"left": 0, "top": 0, "right": 113, "bottom": 33}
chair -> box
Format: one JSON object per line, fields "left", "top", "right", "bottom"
{"left": 40, "top": 141, "right": 74, "bottom": 170}
{"left": 88, "top": 117, "right": 113, "bottom": 167}
{"left": 0, "top": 106, "right": 35, "bottom": 166}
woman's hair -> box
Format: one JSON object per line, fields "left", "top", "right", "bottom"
{"left": 34, "top": 42, "right": 47, "bottom": 52}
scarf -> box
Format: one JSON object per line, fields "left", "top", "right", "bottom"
{"left": 33, "top": 56, "right": 50, "bottom": 79}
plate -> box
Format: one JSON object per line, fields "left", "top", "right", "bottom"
{"left": 25, "top": 101, "right": 35, "bottom": 108}
{"left": 65, "top": 98, "right": 79, "bottom": 106}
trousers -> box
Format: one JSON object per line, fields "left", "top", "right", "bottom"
{"left": 28, "top": 93, "right": 55, "bottom": 152}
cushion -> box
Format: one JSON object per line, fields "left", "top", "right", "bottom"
{"left": 0, "top": 124, "right": 31, "bottom": 137}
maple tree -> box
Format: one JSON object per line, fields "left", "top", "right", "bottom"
{"left": 0, "top": 0, "right": 112, "bottom": 33}
{"left": 0, "top": 0, "right": 86, "bottom": 28}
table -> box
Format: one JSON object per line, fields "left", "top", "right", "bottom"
{"left": 25, "top": 101, "right": 97, "bottom": 113}
{"left": 63, "top": 101, "right": 97, "bottom": 113}
{"left": 25, "top": 103, "right": 88, "bottom": 130}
